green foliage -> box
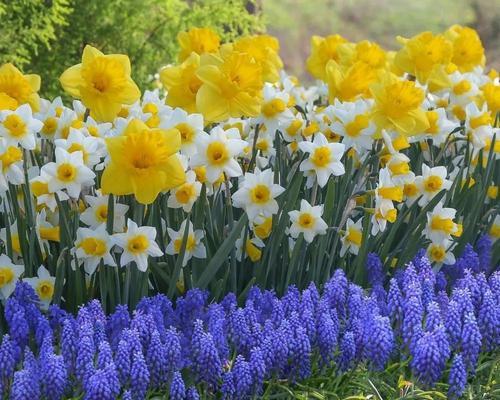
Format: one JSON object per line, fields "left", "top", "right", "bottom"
{"left": 0, "top": 0, "right": 263, "bottom": 98}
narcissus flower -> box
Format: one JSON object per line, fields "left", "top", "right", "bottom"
{"left": 235, "top": 233, "right": 265, "bottom": 262}
{"left": 426, "top": 240, "right": 456, "bottom": 265}
{"left": 113, "top": 219, "right": 163, "bottom": 271}
{"left": 288, "top": 199, "right": 328, "bottom": 243}
{"left": 0, "top": 63, "right": 40, "bottom": 111}
{"left": 0, "top": 104, "right": 42, "bottom": 150}
{"left": 177, "top": 27, "right": 220, "bottom": 62}
{"left": 424, "top": 202, "right": 462, "bottom": 243}
{"left": 0, "top": 254, "right": 24, "bottom": 300}
{"left": 370, "top": 73, "right": 429, "bottom": 136}
{"left": 195, "top": 50, "right": 263, "bottom": 122}
{"left": 445, "top": 25, "right": 485, "bottom": 72}
{"left": 167, "top": 170, "right": 202, "bottom": 213}
{"left": 306, "top": 34, "right": 348, "bottom": 81}
{"left": 23, "top": 265, "right": 56, "bottom": 309}
{"left": 299, "top": 133, "right": 345, "bottom": 187}
{"left": 415, "top": 164, "right": 452, "bottom": 206}
{"left": 190, "top": 126, "right": 246, "bottom": 183}
{"left": 74, "top": 225, "right": 116, "bottom": 275}
{"left": 232, "top": 168, "right": 285, "bottom": 221}
{"left": 340, "top": 218, "right": 363, "bottom": 256}
{"left": 0, "top": 140, "right": 25, "bottom": 189}
{"left": 160, "top": 108, "right": 204, "bottom": 156}
{"left": 59, "top": 45, "right": 140, "bottom": 122}
{"left": 326, "top": 61, "right": 377, "bottom": 102}
{"left": 101, "top": 119, "right": 185, "bottom": 205}
{"left": 80, "top": 194, "right": 129, "bottom": 232}
{"left": 166, "top": 219, "right": 206, "bottom": 266}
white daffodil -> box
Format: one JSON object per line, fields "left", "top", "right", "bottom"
{"left": 23, "top": 265, "right": 56, "bottom": 310}
{"left": 371, "top": 198, "right": 397, "bottom": 236}
{"left": 74, "top": 225, "right": 116, "bottom": 275}
{"left": 84, "top": 116, "right": 112, "bottom": 139}
{"left": 464, "top": 102, "right": 494, "bottom": 150}
{"left": 36, "top": 209, "right": 61, "bottom": 247}
{"left": 190, "top": 126, "right": 247, "bottom": 183}
{"left": 166, "top": 219, "right": 206, "bottom": 266}
{"left": 167, "top": 170, "right": 202, "bottom": 212}
{"left": 41, "top": 147, "right": 95, "bottom": 198}
{"left": 0, "top": 104, "right": 42, "bottom": 150}
{"left": 30, "top": 170, "right": 69, "bottom": 212}
{"left": 340, "top": 218, "right": 363, "bottom": 257}
{"left": 423, "top": 202, "right": 462, "bottom": 243}
{"left": 56, "top": 108, "right": 82, "bottom": 140}
{"left": 330, "top": 99, "right": 376, "bottom": 153}
{"left": 160, "top": 108, "right": 204, "bottom": 156}
{"left": 386, "top": 152, "right": 415, "bottom": 185}
{"left": 421, "top": 108, "right": 456, "bottom": 146}
{"left": 113, "top": 219, "right": 163, "bottom": 271}
{"left": 281, "top": 115, "right": 305, "bottom": 143}
{"left": 256, "top": 83, "right": 294, "bottom": 134}
{"left": 0, "top": 254, "right": 24, "bottom": 300}
{"left": 415, "top": 164, "right": 452, "bottom": 206}
{"left": 489, "top": 214, "right": 500, "bottom": 241}
{"left": 0, "top": 221, "right": 21, "bottom": 256}
{"left": 0, "top": 139, "right": 24, "bottom": 189}
{"left": 235, "top": 232, "right": 265, "bottom": 262}
{"left": 426, "top": 240, "right": 456, "bottom": 265}
{"left": 80, "top": 193, "right": 129, "bottom": 232}
{"left": 288, "top": 199, "right": 328, "bottom": 243}
{"left": 54, "top": 128, "right": 104, "bottom": 168}
{"left": 232, "top": 168, "right": 285, "bottom": 221}
{"left": 446, "top": 72, "right": 480, "bottom": 107}
{"left": 375, "top": 168, "right": 404, "bottom": 206}
{"left": 299, "top": 133, "right": 345, "bottom": 187}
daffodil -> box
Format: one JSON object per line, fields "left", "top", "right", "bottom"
{"left": 235, "top": 233, "right": 265, "bottom": 262}
{"left": 177, "top": 27, "right": 220, "bottom": 62}
{"left": 424, "top": 202, "right": 462, "bottom": 243}
{"left": 371, "top": 199, "right": 398, "bottom": 235}
{"left": 74, "top": 225, "right": 116, "bottom": 275}
{"left": 54, "top": 128, "right": 104, "bottom": 168}
{"left": 59, "top": 45, "right": 140, "bottom": 122}
{"left": 232, "top": 168, "right": 285, "bottom": 221}
{"left": 165, "top": 219, "right": 206, "bottom": 267}
{"left": 0, "top": 63, "right": 40, "bottom": 111}
{"left": 426, "top": 240, "right": 456, "bottom": 265}
{"left": 288, "top": 199, "right": 328, "bottom": 243}
{"left": 0, "top": 222, "right": 21, "bottom": 255}
{"left": 299, "top": 133, "right": 345, "bottom": 187}
{"left": 195, "top": 49, "right": 263, "bottom": 122}
{"left": 167, "top": 170, "right": 202, "bottom": 212}
{"left": 445, "top": 25, "right": 485, "bottom": 72}
{"left": 0, "top": 104, "right": 42, "bottom": 150}
{"left": 30, "top": 171, "right": 69, "bottom": 212}
{"left": 415, "top": 164, "right": 452, "bottom": 206}
{"left": 113, "top": 219, "right": 163, "bottom": 272}
{"left": 41, "top": 147, "right": 95, "bottom": 199}
{"left": 340, "top": 218, "right": 363, "bottom": 256}
{"left": 190, "top": 126, "right": 246, "bottom": 183}
{"left": 255, "top": 83, "right": 294, "bottom": 134}
{"left": 80, "top": 194, "right": 129, "bottom": 231}
{"left": 370, "top": 73, "right": 429, "bottom": 136}
{"left": 160, "top": 108, "right": 204, "bottom": 156}
{"left": 101, "top": 119, "right": 185, "bottom": 205}
{"left": 421, "top": 108, "right": 456, "bottom": 146}
{"left": 23, "top": 266, "right": 56, "bottom": 310}
{"left": 0, "top": 139, "right": 24, "bottom": 189}
{"left": 490, "top": 215, "right": 500, "bottom": 240}
{"left": 0, "top": 254, "right": 24, "bottom": 300}
{"left": 326, "top": 61, "right": 377, "bottom": 102}
{"left": 306, "top": 34, "right": 348, "bottom": 81}
{"left": 385, "top": 152, "right": 415, "bottom": 185}
{"left": 375, "top": 168, "right": 404, "bottom": 204}
{"left": 36, "top": 210, "right": 61, "bottom": 245}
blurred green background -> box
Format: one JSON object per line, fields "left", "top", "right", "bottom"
{"left": 1, "top": 0, "right": 498, "bottom": 98}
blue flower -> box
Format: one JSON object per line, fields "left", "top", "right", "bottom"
{"left": 169, "top": 371, "right": 186, "bottom": 400}
{"left": 130, "top": 351, "right": 149, "bottom": 400}
{"left": 448, "top": 353, "right": 467, "bottom": 399}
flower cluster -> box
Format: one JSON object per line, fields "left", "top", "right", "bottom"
{"left": 0, "top": 25, "right": 498, "bottom": 317}
{"left": 0, "top": 246, "right": 498, "bottom": 399}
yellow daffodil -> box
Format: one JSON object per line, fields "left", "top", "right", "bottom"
{"left": 306, "top": 34, "right": 348, "bottom": 81}
{"left": 177, "top": 27, "right": 220, "bottom": 62}
{"left": 101, "top": 119, "right": 185, "bottom": 204}
{"left": 59, "top": 45, "right": 140, "bottom": 122}
{"left": 0, "top": 63, "right": 40, "bottom": 111}
{"left": 445, "top": 25, "right": 485, "bottom": 72}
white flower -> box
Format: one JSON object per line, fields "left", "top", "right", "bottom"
{"left": 423, "top": 202, "right": 462, "bottom": 243}
{"left": 299, "top": 133, "right": 345, "bottom": 187}
{"left": 23, "top": 265, "right": 56, "bottom": 310}
{"left": 421, "top": 107, "right": 456, "bottom": 146}
{"left": 0, "top": 139, "right": 24, "bottom": 189}
{"left": 340, "top": 218, "right": 363, "bottom": 256}
{"left": 232, "top": 168, "right": 285, "bottom": 221}
{"left": 386, "top": 152, "right": 415, "bottom": 185}
{"left": 256, "top": 83, "right": 294, "bottom": 134}
{"left": 80, "top": 194, "right": 129, "bottom": 232}
{"left": 84, "top": 116, "right": 112, "bottom": 138}
{"left": 288, "top": 199, "right": 328, "bottom": 243}
{"left": 29, "top": 167, "right": 69, "bottom": 212}
{"left": 0, "top": 104, "right": 42, "bottom": 150}
{"left": 167, "top": 170, "right": 202, "bottom": 212}
{"left": 415, "top": 164, "right": 452, "bottom": 206}
{"left": 190, "top": 126, "right": 247, "bottom": 183}
{"left": 0, "top": 254, "right": 24, "bottom": 300}
{"left": 55, "top": 128, "right": 104, "bottom": 168}
{"left": 235, "top": 233, "right": 265, "bottom": 262}
{"left": 281, "top": 115, "right": 305, "bottom": 143}
{"left": 166, "top": 219, "right": 206, "bottom": 266}
{"left": 371, "top": 198, "right": 397, "bottom": 236}
{"left": 330, "top": 99, "right": 376, "bottom": 153}
{"left": 160, "top": 108, "right": 204, "bottom": 156}
{"left": 113, "top": 219, "right": 163, "bottom": 271}
{"left": 375, "top": 168, "right": 404, "bottom": 205}
{"left": 41, "top": 147, "right": 96, "bottom": 198}
{"left": 74, "top": 224, "right": 116, "bottom": 275}
{"left": 426, "top": 240, "right": 456, "bottom": 265}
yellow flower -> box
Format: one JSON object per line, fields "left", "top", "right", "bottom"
{"left": 160, "top": 53, "right": 202, "bottom": 114}
{"left": 0, "top": 63, "right": 40, "bottom": 111}
{"left": 394, "top": 32, "right": 452, "bottom": 89}
{"left": 177, "top": 27, "right": 220, "bottom": 62}
{"left": 195, "top": 50, "right": 263, "bottom": 122}
{"left": 59, "top": 45, "right": 140, "bottom": 122}
{"left": 370, "top": 73, "right": 429, "bottom": 136}
{"left": 480, "top": 83, "right": 500, "bottom": 115}
{"left": 445, "top": 25, "right": 485, "bottom": 72}
{"left": 326, "top": 61, "right": 377, "bottom": 102}
{"left": 337, "top": 40, "right": 387, "bottom": 70}
{"left": 306, "top": 34, "right": 348, "bottom": 80}
{"left": 233, "top": 35, "right": 283, "bottom": 83}
{"left": 101, "top": 119, "right": 185, "bottom": 204}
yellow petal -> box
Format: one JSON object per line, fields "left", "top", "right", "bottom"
{"left": 101, "top": 162, "right": 134, "bottom": 195}
{"left": 82, "top": 45, "right": 104, "bottom": 65}
{"left": 59, "top": 64, "right": 84, "bottom": 98}
{"left": 131, "top": 172, "right": 166, "bottom": 204}
{"left": 196, "top": 84, "right": 229, "bottom": 122}
{"left": 161, "top": 155, "right": 186, "bottom": 191}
